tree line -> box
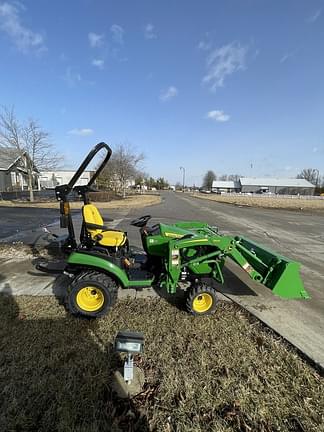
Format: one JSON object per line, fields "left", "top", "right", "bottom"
{"left": 96, "top": 144, "right": 169, "bottom": 196}
{"left": 297, "top": 168, "right": 324, "bottom": 191}
{"left": 1, "top": 105, "right": 323, "bottom": 199}
{"left": 202, "top": 171, "right": 241, "bottom": 190}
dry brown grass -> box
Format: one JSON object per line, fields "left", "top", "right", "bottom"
{"left": 191, "top": 193, "right": 324, "bottom": 211}
{"left": 0, "top": 295, "right": 323, "bottom": 432}
{"left": 0, "top": 194, "right": 161, "bottom": 210}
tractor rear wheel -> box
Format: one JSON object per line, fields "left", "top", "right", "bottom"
{"left": 67, "top": 271, "right": 118, "bottom": 318}
{"left": 186, "top": 283, "right": 218, "bottom": 316}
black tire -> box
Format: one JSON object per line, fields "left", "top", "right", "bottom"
{"left": 186, "top": 283, "right": 218, "bottom": 316}
{"left": 66, "top": 271, "right": 118, "bottom": 318}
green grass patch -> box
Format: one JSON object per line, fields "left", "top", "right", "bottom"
{"left": 0, "top": 295, "right": 323, "bottom": 431}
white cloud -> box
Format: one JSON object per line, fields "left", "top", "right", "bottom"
{"left": 68, "top": 128, "right": 94, "bottom": 136}
{"left": 280, "top": 49, "right": 298, "bottom": 63}
{"left": 63, "top": 67, "right": 82, "bottom": 86}
{"left": 92, "top": 58, "right": 104, "bottom": 69}
{"left": 110, "top": 24, "right": 124, "bottom": 44}
{"left": 160, "top": 86, "right": 178, "bottom": 102}
{"left": 202, "top": 41, "right": 248, "bottom": 91}
{"left": 206, "top": 110, "right": 230, "bottom": 122}
{"left": 280, "top": 53, "right": 292, "bottom": 63}
{"left": 307, "top": 9, "right": 321, "bottom": 23}
{"left": 144, "top": 23, "right": 156, "bottom": 39}
{"left": 88, "top": 32, "right": 104, "bottom": 47}
{"left": 198, "top": 40, "right": 211, "bottom": 51}
{"left": 0, "top": 2, "right": 46, "bottom": 53}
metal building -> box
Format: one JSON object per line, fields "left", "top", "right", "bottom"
{"left": 212, "top": 180, "right": 240, "bottom": 193}
{"left": 239, "top": 177, "right": 315, "bottom": 195}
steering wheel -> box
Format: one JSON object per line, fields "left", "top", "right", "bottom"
{"left": 130, "top": 215, "right": 151, "bottom": 227}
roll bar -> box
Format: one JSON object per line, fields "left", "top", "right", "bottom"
{"left": 55, "top": 142, "right": 112, "bottom": 201}
{"left": 54, "top": 142, "right": 112, "bottom": 250}
{"left": 68, "top": 142, "right": 112, "bottom": 189}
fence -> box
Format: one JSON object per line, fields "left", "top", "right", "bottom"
{"left": 0, "top": 190, "right": 56, "bottom": 201}
{"left": 212, "top": 192, "right": 324, "bottom": 200}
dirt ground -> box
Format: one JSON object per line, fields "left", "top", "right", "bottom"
{"left": 0, "top": 194, "right": 161, "bottom": 209}
{"left": 0, "top": 295, "right": 323, "bottom": 432}
{"left": 191, "top": 193, "right": 324, "bottom": 211}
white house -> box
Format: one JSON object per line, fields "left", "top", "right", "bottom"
{"left": 0, "top": 149, "right": 40, "bottom": 192}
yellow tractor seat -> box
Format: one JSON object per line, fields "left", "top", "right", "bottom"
{"left": 82, "top": 204, "right": 127, "bottom": 248}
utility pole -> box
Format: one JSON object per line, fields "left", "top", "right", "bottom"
{"left": 180, "top": 166, "right": 186, "bottom": 192}
{"left": 314, "top": 169, "right": 320, "bottom": 194}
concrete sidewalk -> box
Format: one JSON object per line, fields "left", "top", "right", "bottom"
{"left": 220, "top": 260, "right": 324, "bottom": 371}
{"left": 0, "top": 256, "right": 159, "bottom": 299}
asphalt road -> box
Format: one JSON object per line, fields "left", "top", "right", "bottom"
{"left": 0, "top": 206, "right": 59, "bottom": 240}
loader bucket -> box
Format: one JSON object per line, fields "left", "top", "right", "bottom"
{"left": 235, "top": 236, "right": 309, "bottom": 299}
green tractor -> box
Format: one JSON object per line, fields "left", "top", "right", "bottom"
{"left": 37, "top": 143, "right": 309, "bottom": 318}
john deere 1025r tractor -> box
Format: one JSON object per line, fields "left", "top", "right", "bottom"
{"left": 37, "top": 143, "right": 309, "bottom": 318}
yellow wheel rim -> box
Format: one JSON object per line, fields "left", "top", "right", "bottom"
{"left": 76, "top": 286, "right": 104, "bottom": 312}
{"left": 192, "top": 293, "right": 213, "bottom": 313}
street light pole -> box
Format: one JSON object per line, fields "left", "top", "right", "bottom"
{"left": 314, "top": 169, "right": 320, "bottom": 193}
{"left": 180, "top": 166, "right": 185, "bottom": 192}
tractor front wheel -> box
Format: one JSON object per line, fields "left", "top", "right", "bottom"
{"left": 67, "top": 271, "right": 118, "bottom": 318}
{"left": 186, "top": 283, "right": 218, "bottom": 316}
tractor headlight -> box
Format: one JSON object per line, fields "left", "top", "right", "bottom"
{"left": 171, "top": 249, "right": 180, "bottom": 265}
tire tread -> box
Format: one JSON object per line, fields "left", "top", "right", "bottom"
{"left": 186, "top": 283, "right": 218, "bottom": 316}
{"left": 66, "top": 270, "right": 118, "bottom": 318}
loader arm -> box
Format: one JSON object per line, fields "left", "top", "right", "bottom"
{"left": 150, "top": 222, "right": 309, "bottom": 300}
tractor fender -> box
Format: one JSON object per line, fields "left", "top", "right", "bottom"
{"left": 67, "top": 252, "right": 129, "bottom": 287}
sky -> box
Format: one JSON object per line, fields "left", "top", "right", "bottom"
{"left": 0, "top": 0, "right": 323, "bottom": 186}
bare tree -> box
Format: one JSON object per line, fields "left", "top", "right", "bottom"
{"left": 202, "top": 170, "right": 216, "bottom": 190}
{"left": 228, "top": 174, "right": 241, "bottom": 181}
{"left": 219, "top": 174, "right": 228, "bottom": 181}
{"left": 98, "top": 143, "right": 145, "bottom": 197}
{"left": 297, "top": 168, "right": 320, "bottom": 186}
{"left": 0, "top": 107, "right": 62, "bottom": 201}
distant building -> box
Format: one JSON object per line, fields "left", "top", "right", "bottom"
{"left": 212, "top": 180, "right": 240, "bottom": 193}
{"left": 0, "top": 149, "right": 39, "bottom": 192}
{"left": 39, "top": 170, "right": 93, "bottom": 189}
{"left": 239, "top": 177, "right": 315, "bottom": 195}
